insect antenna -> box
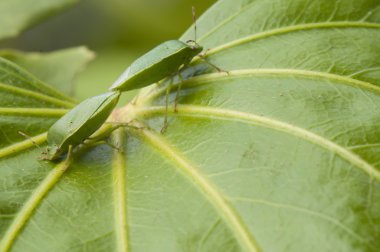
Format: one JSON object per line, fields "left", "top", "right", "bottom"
{"left": 192, "top": 6, "right": 198, "bottom": 42}
{"left": 186, "top": 6, "right": 202, "bottom": 49}
{"left": 18, "top": 131, "right": 42, "bottom": 150}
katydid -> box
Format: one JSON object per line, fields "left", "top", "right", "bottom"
{"left": 110, "top": 39, "right": 208, "bottom": 133}
{"left": 110, "top": 7, "right": 204, "bottom": 92}
{"left": 110, "top": 7, "right": 221, "bottom": 132}
{"left": 44, "top": 91, "right": 120, "bottom": 161}
{"left": 109, "top": 40, "right": 203, "bottom": 92}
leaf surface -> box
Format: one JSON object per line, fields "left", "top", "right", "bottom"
{"left": 1, "top": 0, "right": 380, "bottom": 251}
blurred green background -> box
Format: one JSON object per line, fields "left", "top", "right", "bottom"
{"left": 1, "top": 0, "right": 216, "bottom": 101}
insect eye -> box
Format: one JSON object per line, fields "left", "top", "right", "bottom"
{"left": 186, "top": 40, "right": 195, "bottom": 46}
{"left": 186, "top": 39, "right": 201, "bottom": 50}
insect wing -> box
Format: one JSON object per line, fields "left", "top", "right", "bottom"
{"left": 110, "top": 40, "right": 196, "bottom": 92}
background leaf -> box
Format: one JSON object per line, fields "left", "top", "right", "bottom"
{"left": 0, "top": 58, "right": 73, "bottom": 150}
{"left": 0, "top": 47, "right": 95, "bottom": 95}
{"left": 0, "top": 0, "right": 78, "bottom": 40}
{"left": 1, "top": 0, "right": 380, "bottom": 251}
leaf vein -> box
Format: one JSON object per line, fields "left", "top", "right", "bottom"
{"left": 111, "top": 129, "right": 129, "bottom": 252}
{"left": 0, "top": 133, "right": 47, "bottom": 159}
{"left": 0, "top": 155, "right": 73, "bottom": 252}
{"left": 135, "top": 127, "right": 261, "bottom": 252}
{"left": 0, "top": 83, "right": 74, "bottom": 108}
{"left": 202, "top": 21, "right": 380, "bottom": 56}
{"left": 0, "top": 108, "right": 68, "bottom": 117}
{"left": 230, "top": 197, "right": 376, "bottom": 250}
{"left": 140, "top": 69, "right": 380, "bottom": 105}
{"left": 197, "top": 0, "right": 258, "bottom": 43}
{"left": 136, "top": 105, "right": 380, "bottom": 182}
{"left": 0, "top": 64, "right": 77, "bottom": 103}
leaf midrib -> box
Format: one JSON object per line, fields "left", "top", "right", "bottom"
{"left": 0, "top": 133, "right": 47, "bottom": 159}
{"left": 135, "top": 105, "right": 380, "bottom": 183}
{"left": 0, "top": 65, "right": 77, "bottom": 103}
{"left": 0, "top": 82, "right": 74, "bottom": 108}
{"left": 196, "top": 21, "right": 380, "bottom": 58}
{"left": 140, "top": 69, "right": 380, "bottom": 105}
{"left": 135, "top": 127, "right": 261, "bottom": 252}
{"left": 111, "top": 129, "right": 129, "bottom": 252}
{"left": 197, "top": 4, "right": 380, "bottom": 45}
{"left": 0, "top": 107, "right": 68, "bottom": 116}
{"left": 0, "top": 155, "right": 73, "bottom": 252}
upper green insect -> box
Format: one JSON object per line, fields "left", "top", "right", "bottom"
{"left": 110, "top": 40, "right": 203, "bottom": 92}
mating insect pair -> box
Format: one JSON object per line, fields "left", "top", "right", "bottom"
{"left": 43, "top": 6, "right": 227, "bottom": 161}
{"left": 44, "top": 39, "right": 206, "bottom": 161}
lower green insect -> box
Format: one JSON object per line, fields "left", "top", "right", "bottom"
{"left": 44, "top": 91, "right": 120, "bottom": 161}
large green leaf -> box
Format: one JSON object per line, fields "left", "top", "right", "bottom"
{"left": 0, "top": 0, "right": 77, "bottom": 40}
{"left": 1, "top": 0, "right": 380, "bottom": 251}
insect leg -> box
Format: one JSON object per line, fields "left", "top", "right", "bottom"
{"left": 131, "top": 93, "right": 140, "bottom": 105}
{"left": 99, "top": 140, "right": 120, "bottom": 151}
{"left": 82, "top": 125, "right": 121, "bottom": 151}
{"left": 108, "top": 121, "right": 145, "bottom": 131}
{"left": 174, "top": 72, "right": 184, "bottom": 112}
{"left": 161, "top": 78, "right": 174, "bottom": 134}
{"left": 18, "top": 131, "right": 42, "bottom": 149}
{"left": 192, "top": 6, "right": 197, "bottom": 42}
{"left": 84, "top": 122, "right": 140, "bottom": 151}
{"left": 199, "top": 54, "right": 228, "bottom": 74}
{"left": 18, "top": 131, "right": 50, "bottom": 160}
{"left": 66, "top": 145, "right": 74, "bottom": 160}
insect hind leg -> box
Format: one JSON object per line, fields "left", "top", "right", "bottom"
{"left": 174, "top": 72, "right": 185, "bottom": 113}
{"left": 85, "top": 122, "right": 144, "bottom": 150}
{"left": 161, "top": 77, "right": 174, "bottom": 134}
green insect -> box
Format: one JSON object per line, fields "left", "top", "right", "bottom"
{"left": 44, "top": 91, "right": 120, "bottom": 161}
{"left": 110, "top": 7, "right": 224, "bottom": 132}
{"left": 110, "top": 39, "right": 209, "bottom": 133}
{"left": 110, "top": 40, "right": 203, "bottom": 92}
{"left": 110, "top": 6, "right": 205, "bottom": 93}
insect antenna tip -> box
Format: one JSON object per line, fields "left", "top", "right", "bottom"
{"left": 192, "top": 6, "right": 197, "bottom": 42}
{"left": 18, "top": 131, "right": 42, "bottom": 149}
